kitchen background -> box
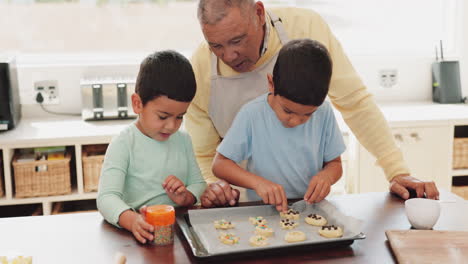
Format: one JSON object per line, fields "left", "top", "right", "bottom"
{"left": 1, "top": 0, "right": 468, "bottom": 217}
{"left": 1, "top": 0, "right": 467, "bottom": 117}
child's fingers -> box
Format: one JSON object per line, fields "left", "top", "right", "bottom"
{"left": 162, "top": 175, "right": 176, "bottom": 187}
{"left": 304, "top": 182, "right": 317, "bottom": 203}
{"left": 139, "top": 206, "right": 147, "bottom": 216}
{"left": 267, "top": 191, "right": 275, "bottom": 206}
{"left": 315, "top": 185, "right": 330, "bottom": 203}
{"left": 308, "top": 182, "right": 322, "bottom": 203}
{"left": 164, "top": 177, "right": 178, "bottom": 192}
{"left": 273, "top": 189, "right": 283, "bottom": 210}
{"left": 280, "top": 189, "right": 288, "bottom": 212}
{"left": 175, "top": 185, "right": 186, "bottom": 194}
{"left": 134, "top": 231, "right": 147, "bottom": 244}
{"left": 139, "top": 226, "right": 154, "bottom": 242}
{"left": 170, "top": 180, "right": 183, "bottom": 193}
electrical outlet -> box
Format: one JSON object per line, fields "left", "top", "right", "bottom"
{"left": 34, "top": 80, "right": 59, "bottom": 104}
{"left": 379, "top": 69, "right": 398, "bottom": 88}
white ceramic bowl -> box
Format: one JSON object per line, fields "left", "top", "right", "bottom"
{"left": 405, "top": 198, "right": 441, "bottom": 230}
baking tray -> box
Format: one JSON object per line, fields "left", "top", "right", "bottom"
{"left": 176, "top": 200, "right": 366, "bottom": 258}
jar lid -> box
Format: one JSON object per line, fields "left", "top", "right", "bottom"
{"left": 146, "top": 205, "right": 175, "bottom": 226}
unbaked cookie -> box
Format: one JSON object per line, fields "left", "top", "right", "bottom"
{"left": 279, "top": 218, "right": 299, "bottom": 230}
{"left": 249, "top": 216, "right": 268, "bottom": 226}
{"left": 255, "top": 224, "right": 274, "bottom": 237}
{"left": 305, "top": 214, "right": 327, "bottom": 226}
{"left": 249, "top": 235, "right": 269, "bottom": 247}
{"left": 284, "top": 231, "right": 306, "bottom": 243}
{"left": 318, "top": 225, "right": 343, "bottom": 238}
{"left": 280, "top": 209, "right": 300, "bottom": 220}
{"left": 214, "top": 219, "right": 235, "bottom": 230}
{"left": 218, "top": 232, "right": 240, "bottom": 245}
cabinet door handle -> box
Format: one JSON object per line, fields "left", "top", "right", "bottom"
{"left": 394, "top": 134, "right": 403, "bottom": 142}
{"left": 410, "top": 132, "right": 420, "bottom": 141}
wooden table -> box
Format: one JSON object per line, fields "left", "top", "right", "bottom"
{"left": 1, "top": 191, "right": 467, "bottom": 264}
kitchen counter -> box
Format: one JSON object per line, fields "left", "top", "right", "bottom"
{"left": 0, "top": 190, "right": 466, "bottom": 264}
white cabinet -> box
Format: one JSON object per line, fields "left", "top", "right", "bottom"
{"left": 357, "top": 125, "right": 453, "bottom": 193}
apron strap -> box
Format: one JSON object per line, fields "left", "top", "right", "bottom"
{"left": 267, "top": 11, "right": 289, "bottom": 45}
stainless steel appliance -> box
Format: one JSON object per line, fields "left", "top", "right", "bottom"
{"left": 0, "top": 56, "right": 21, "bottom": 131}
{"left": 81, "top": 78, "right": 137, "bottom": 121}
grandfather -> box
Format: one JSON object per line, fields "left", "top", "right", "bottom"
{"left": 186, "top": 0, "right": 439, "bottom": 207}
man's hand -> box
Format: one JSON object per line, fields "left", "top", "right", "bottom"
{"left": 162, "top": 175, "right": 194, "bottom": 206}
{"left": 304, "top": 173, "right": 332, "bottom": 204}
{"left": 390, "top": 174, "right": 439, "bottom": 200}
{"left": 200, "top": 180, "right": 240, "bottom": 208}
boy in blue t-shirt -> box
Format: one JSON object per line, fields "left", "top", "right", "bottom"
{"left": 97, "top": 50, "right": 206, "bottom": 243}
{"left": 213, "top": 39, "right": 345, "bottom": 212}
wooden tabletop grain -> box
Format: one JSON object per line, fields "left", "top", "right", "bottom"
{"left": 0, "top": 190, "right": 466, "bottom": 264}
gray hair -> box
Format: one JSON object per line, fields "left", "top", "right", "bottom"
{"left": 198, "top": 0, "right": 255, "bottom": 25}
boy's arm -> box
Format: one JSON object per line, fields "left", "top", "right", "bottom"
{"left": 213, "top": 152, "right": 288, "bottom": 212}
{"left": 212, "top": 152, "right": 261, "bottom": 190}
{"left": 318, "top": 156, "right": 343, "bottom": 185}
{"left": 97, "top": 138, "right": 132, "bottom": 227}
{"left": 304, "top": 156, "right": 342, "bottom": 203}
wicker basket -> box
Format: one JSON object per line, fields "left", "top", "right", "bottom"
{"left": 452, "top": 186, "right": 468, "bottom": 200}
{"left": 82, "top": 147, "right": 106, "bottom": 192}
{"left": 12, "top": 153, "right": 72, "bottom": 198}
{"left": 453, "top": 138, "right": 468, "bottom": 169}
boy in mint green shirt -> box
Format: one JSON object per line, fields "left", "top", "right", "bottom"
{"left": 97, "top": 50, "right": 206, "bottom": 244}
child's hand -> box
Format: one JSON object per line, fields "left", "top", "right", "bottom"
{"left": 130, "top": 207, "right": 154, "bottom": 244}
{"left": 163, "top": 175, "right": 194, "bottom": 206}
{"left": 253, "top": 178, "right": 288, "bottom": 212}
{"left": 304, "top": 174, "right": 332, "bottom": 204}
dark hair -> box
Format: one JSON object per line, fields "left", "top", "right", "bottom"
{"left": 135, "top": 50, "right": 196, "bottom": 105}
{"left": 272, "top": 39, "right": 332, "bottom": 106}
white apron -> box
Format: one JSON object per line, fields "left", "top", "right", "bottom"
{"left": 208, "top": 11, "right": 289, "bottom": 138}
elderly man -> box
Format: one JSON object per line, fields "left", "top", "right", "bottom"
{"left": 186, "top": 0, "right": 439, "bottom": 209}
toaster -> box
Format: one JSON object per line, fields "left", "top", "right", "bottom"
{"left": 81, "top": 78, "right": 137, "bottom": 121}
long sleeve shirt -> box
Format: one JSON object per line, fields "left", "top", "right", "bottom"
{"left": 186, "top": 7, "right": 410, "bottom": 184}
{"left": 97, "top": 123, "right": 206, "bottom": 227}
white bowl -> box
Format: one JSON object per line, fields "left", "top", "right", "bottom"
{"left": 405, "top": 198, "right": 440, "bottom": 230}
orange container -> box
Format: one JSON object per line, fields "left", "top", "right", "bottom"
{"left": 145, "top": 205, "right": 175, "bottom": 246}
{"left": 146, "top": 205, "right": 175, "bottom": 226}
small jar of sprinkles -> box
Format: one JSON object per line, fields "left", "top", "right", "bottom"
{"left": 145, "top": 205, "right": 175, "bottom": 246}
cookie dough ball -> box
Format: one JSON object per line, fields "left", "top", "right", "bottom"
{"left": 284, "top": 231, "right": 306, "bottom": 243}
{"left": 280, "top": 209, "right": 300, "bottom": 220}
{"left": 279, "top": 218, "right": 299, "bottom": 230}
{"left": 249, "top": 235, "right": 269, "bottom": 247}
{"left": 255, "top": 224, "right": 274, "bottom": 237}
{"left": 305, "top": 214, "right": 327, "bottom": 226}
{"left": 218, "top": 232, "right": 240, "bottom": 245}
{"left": 318, "top": 225, "right": 343, "bottom": 238}
{"left": 249, "top": 216, "right": 268, "bottom": 226}
{"left": 214, "top": 219, "right": 235, "bottom": 230}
